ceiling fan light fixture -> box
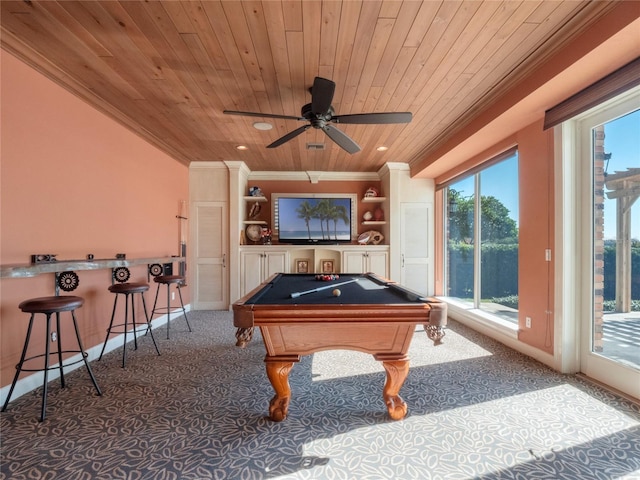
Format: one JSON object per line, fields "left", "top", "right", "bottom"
{"left": 236, "top": 145, "right": 248, "bottom": 151}
{"left": 253, "top": 122, "right": 273, "bottom": 131}
{"left": 377, "top": 146, "right": 389, "bottom": 151}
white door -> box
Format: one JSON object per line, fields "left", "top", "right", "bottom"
{"left": 400, "top": 203, "right": 432, "bottom": 295}
{"left": 192, "top": 202, "right": 227, "bottom": 310}
{"left": 576, "top": 87, "right": 639, "bottom": 399}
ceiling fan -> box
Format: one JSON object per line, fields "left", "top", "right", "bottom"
{"left": 223, "top": 77, "right": 412, "bottom": 154}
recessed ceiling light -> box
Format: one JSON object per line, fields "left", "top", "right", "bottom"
{"left": 236, "top": 145, "right": 248, "bottom": 151}
{"left": 377, "top": 146, "right": 388, "bottom": 151}
{"left": 253, "top": 122, "right": 273, "bottom": 131}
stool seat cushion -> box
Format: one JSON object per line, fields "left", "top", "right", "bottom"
{"left": 154, "top": 275, "right": 185, "bottom": 285}
{"left": 19, "top": 296, "right": 84, "bottom": 314}
{"left": 108, "top": 282, "right": 150, "bottom": 294}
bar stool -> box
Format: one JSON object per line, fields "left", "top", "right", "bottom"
{"left": 98, "top": 282, "right": 160, "bottom": 368}
{"left": 1, "top": 296, "right": 102, "bottom": 422}
{"left": 150, "top": 275, "right": 192, "bottom": 339}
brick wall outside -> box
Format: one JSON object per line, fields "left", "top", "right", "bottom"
{"left": 593, "top": 125, "right": 605, "bottom": 352}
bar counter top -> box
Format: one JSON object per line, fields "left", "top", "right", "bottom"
{"left": 1, "top": 256, "right": 184, "bottom": 279}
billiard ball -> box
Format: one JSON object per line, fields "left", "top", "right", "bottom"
{"left": 332, "top": 289, "right": 341, "bottom": 297}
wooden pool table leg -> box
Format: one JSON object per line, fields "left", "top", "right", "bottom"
{"left": 235, "top": 327, "right": 254, "bottom": 347}
{"left": 265, "top": 355, "right": 299, "bottom": 422}
{"left": 376, "top": 354, "right": 410, "bottom": 420}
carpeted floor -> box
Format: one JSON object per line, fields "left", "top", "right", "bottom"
{"left": 1, "top": 310, "right": 639, "bottom": 480}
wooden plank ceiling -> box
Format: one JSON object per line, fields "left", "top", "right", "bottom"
{"left": 0, "top": 1, "right": 614, "bottom": 173}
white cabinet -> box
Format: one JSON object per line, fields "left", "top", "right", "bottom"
{"left": 238, "top": 245, "right": 389, "bottom": 298}
{"left": 343, "top": 249, "right": 388, "bottom": 277}
{"left": 239, "top": 249, "right": 288, "bottom": 296}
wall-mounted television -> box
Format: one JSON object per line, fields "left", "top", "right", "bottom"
{"left": 273, "top": 193, "right": 357, "bottom": 244}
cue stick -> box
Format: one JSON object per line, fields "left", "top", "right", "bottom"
{"left": 290, "top": 278, "right": 359, "bottom": 298}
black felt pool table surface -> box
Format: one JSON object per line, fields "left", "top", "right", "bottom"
{"left": 244, "top": 273, "right": 430, "bottom": 305}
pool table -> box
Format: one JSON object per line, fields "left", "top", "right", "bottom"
{"left": 233, "top": 272, "right": 447, "bottom": 422}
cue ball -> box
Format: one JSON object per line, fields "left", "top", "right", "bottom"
{"left": 332, "top": 289, "right": 341, "bottom": 297}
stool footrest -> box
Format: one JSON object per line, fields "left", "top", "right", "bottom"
{"left": 15, "top": 351, "right": 90, "bottom": 373}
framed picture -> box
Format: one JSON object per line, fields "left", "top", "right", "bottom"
{"left": 320, "top": 259, "right": 334, "bottom": 274}
{"left": 295, "top": 258, "right": 310, "bottom": 274}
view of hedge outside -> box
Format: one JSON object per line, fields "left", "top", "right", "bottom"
{"left": 446, "top": 152, "right": 519, "bottom": 323}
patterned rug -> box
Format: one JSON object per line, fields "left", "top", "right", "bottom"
{"left": 1, "top": 310, "right": 639, "bottom": 480}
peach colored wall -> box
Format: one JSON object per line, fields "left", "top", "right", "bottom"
{"left": 433, "top": 120, "right": 555, "bottom": 354}
{"left": 516, "top": 120, "right": 554, "bottom": 353}
{"left": 0, "top": 51, "right": 189, "bottom": 388}
{"left": 250, "top": 180, "right": 383, "bottom": 242}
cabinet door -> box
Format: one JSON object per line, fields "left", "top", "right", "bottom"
{"left": 367, "top": 251, "right": 388, "bottom": 277}
{"left": 240, "top": 252, "right": 264, "bottom": 297}
{"left": 343, "top": 251, "right": 366, "bottom": 273}
{"left": 192, "top": 202, "right": 227, "bottom": 309}
{"left": 264, "top": 251, "right": 288, "bottom": 277}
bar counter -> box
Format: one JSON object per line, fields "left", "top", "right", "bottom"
{"left": 1, "top": 256, "right": 185, "bottom": 279}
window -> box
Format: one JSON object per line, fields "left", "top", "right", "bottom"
{"left": 445, "top": 151, "right": 519, "bottom": 324}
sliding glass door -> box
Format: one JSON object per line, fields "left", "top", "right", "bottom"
{"left": 445, "top": 151, "right": 519, "bottom": 324}
{"left": 577, "top": 88, "right": 639, "bottom": 397}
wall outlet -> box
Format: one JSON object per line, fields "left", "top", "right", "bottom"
{"left": 525, "top": 317, "right": 532, "bottom": 328}
{"left": 172, "top": 292, "right": 175, "bottom": 301}
{"left": 51, "top": 331, "right": 57, "bottom": 342}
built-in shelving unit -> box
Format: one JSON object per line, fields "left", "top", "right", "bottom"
{"left": 362, "top": 196, "right": 386, "bottom": 203}
{"left": 361, "top": 196, "right": 387, "bottom": 225}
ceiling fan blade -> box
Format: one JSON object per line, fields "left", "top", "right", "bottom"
{"left": 223, "top": 110, "right": 303, "bottom": 121}
{"left": 311, "top": 77, "right": 335, "bottom": 115}
{"left": 322, "top": 124, "right": 361, "bottom": 154}
{"left": 267, "top": 125, "right": 311, "bottom": 148}
{"left": 332, "top": 112, "right": 413, "bottom": 124}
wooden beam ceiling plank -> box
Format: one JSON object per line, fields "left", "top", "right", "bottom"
{"left": 338, "top": 0, "right": 382, "bottom": 115}
{"left": 282, "top": 0, "right": 303, "bottom": 31}
{"left": 371, "top": 0, "right": 421, "bottom": 88}
{"left": 200, "top": 1, "right": 260, "bottom": 110}
{"left": 389, "top": 0, "right": 482, "bottom": 115}
{"left": 262, "top": 1, "right": 297, "bottom": 116}
{"left": 285, "top": 30, "right": 307, "bottom": 111}
{"left": 379, "top": 0, "right": 402, "bottom": 19}
{"left": 180, "top": 32, "right": 233, "bottom": 109}
{"left": 37, "top": 1, "right": 112, "bottom": 57}
{"left": 2, "top": 3, "right": 146, "bottom": 103}
{"left": 180, "top": 2, "right": 231, "bottom": 72}
{"left": 403, "top": 0, "right": 441, "bottom": 48}
{"left": 137, "top": 1, "right": 217, "bottom": 107}
{"left": 157, "top": 0, "right": 197, "bottom": 34}
{"left": 464, "top": 1, "right": 547, "bottom": 75}
{"left": 330, "top": 0, "right": 362, "bottom": 109}
{"left": 381, "top": 1, "right": 461, "bottom": 113}
{"left": 434, "top": 5, "right": 569, "bottom": 128}
{"left": 242, "top": 1, "right": 284, "bottom": 115}
{"left": 372, "top": 45, "right": 416, "bottom": 112}
{"left": 302, "top": 0, "right": 322, "bottom": 82}
{"left": 77, "top": 1, "right": 186, "bottom": 104}
{"left": 319, "top": 0, "right": 341, "bottom": 72}
{"left": 220, "top": 1, "right": 268, "bottom": 96}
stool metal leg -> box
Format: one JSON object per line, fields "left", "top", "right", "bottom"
{"left": 99, "top": 295, "right": 119, "bottom": 361}
{"left": 122, "top": 293, "right": 129, "bottom": 368}
{"left": 70, "top": 310, "right": 102, "bottom": 396}
{"left": 176, "top": 285, "right": 192, "bottom": 332}
{"left": 55, "top": 312, "right": 66, "bottom": 389}
{"left": 166, "top": 283, "right": 171, "bottom": 339}
{"left": 41, "top": 313, "right": 52, "bottom": 422}
{"left": 141, "top": 294, "right": 160, "bottom": 356}
{"left": 129, "top": 293, "right": 139, "bottom": 350}
{"left": 1, "top": 314, "right": 36, "bottom": 413}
